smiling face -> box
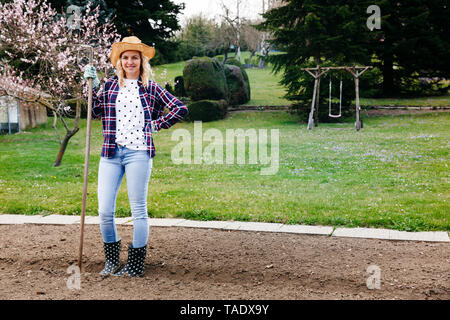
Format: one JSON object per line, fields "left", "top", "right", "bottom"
{"left": 120, "top": 50, "right": 142, "bottom": 79}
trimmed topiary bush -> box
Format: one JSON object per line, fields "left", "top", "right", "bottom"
{"left": 224, "top": 57, "right": 243, "bottom": 69}
{"left": 224, "top": 64, "right": 250, "bottom": 105}
{"left": 185, "top": 99, "right": 228, "bottom": 122}
{"left": 224, "top": 58, "right": 251, "bottom": 104}
{"left": 214, "top": 55, "right": 225, "bottom": 62}
{"left": 244, "top": 56, "right": 259, "bottom": 68}
{"left": 183, "top": 57, "right": 229, "bottom": 102}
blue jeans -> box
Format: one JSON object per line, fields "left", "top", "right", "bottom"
{"left": 97, "top": 145, "right": 153, "bottom": 248}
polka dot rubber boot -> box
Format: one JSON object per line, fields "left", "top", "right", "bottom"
{"left": 114, "top": 244, "right": 147, "bottom": 278}
{"left": 99, "top": 239, "right": 121, "bottom": 276}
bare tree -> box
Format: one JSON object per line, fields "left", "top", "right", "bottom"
{"left": 220, "top": 0, "right": 242, "bottom": 62}
{"left": 258, "top": 0, "right": 284, "bottom": 68}
{"left": 211, "top": 21, "right": 235, "bottom": 62}
{"left": 240, "top": 19, "right": 263, "bottom": 62}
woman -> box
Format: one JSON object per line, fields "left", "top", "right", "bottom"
{"left": 84, "top": 36, "right": 188, "bottom": 277}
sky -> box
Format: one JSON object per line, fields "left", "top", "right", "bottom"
{"left": 173, "top": 0, "right": 266, "bottom": 24}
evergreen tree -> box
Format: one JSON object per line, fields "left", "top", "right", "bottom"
{"left": 177, "top": 15, "right": 222, "bottom": 59}
{"left": 369, "top": 0, "right": 449, "bottom": 96}
{"left": 47, "top": 0, "right": 185, "bottom": 65}
{"left": 258, "top": 0, "right": 449, "bottom": 106}
{"left": 105, "top": 0, "right": 184, "bottom": 64}
{"left": 257, "top": 0, "right": 370, "bottom": 122}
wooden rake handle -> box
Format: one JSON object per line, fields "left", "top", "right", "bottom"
{"left": 78, "top": 47, "right": 94, "bottom": 270}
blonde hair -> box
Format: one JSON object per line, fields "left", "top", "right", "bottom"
{"left": 116, "top": 51, "right": 154, "bottom": 88}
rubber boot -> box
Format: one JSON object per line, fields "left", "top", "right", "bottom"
{"left": 114, "top": 244, "right": 147, "bottom": 277}
{"left": 99, "top": 239, "right": 121, "bottom": 276}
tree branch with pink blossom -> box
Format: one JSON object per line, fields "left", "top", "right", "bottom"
{"left": 0, "top": 0, "right": 120, "bottom": 166}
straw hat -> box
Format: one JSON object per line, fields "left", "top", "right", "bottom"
{"left": 110, "top": 36, "right": 155, "bottom": 67}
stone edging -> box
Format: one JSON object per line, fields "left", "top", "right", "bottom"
{"left": 0, "top": 214, "right": 448, "bottom": 243}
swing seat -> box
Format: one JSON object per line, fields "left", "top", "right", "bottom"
{"left": 328, "top": 77, "right": 342, "bottom": 118}
{"left": 328, "top": 113, "right": 342, "bottom": 118}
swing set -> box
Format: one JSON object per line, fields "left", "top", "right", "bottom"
{"left": 302, "top": 65, "right": 372, "bottom": 131}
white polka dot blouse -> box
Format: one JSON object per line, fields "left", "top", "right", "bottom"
{"left": 115, "top": 79, "right": 147, "bottom": 150}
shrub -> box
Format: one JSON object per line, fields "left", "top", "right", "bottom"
{"left": 224, "top": 57, "right": 243, "bottom": 69}
{"left": 244, "top": 57, "right": 259, "bottom": 68}
{"left": 185, "top": 99, "right": 228, "bottom": 122}
{"left": 224, "top": 58, "right": 251, "bottom": 104}
{"left": 165, "top": 83, "right": 174, "bottom": 95}
{"left": 183, "top": 57, "right": 229, "bottom": 102}
{"left": 214, "top": 55, "right": 225, "bottom": 62}
{"left": 224, "top": 64, "right": 250, "bottom": 105}
{"left": 174, "top": 76, "right": 187, "bottom": 97}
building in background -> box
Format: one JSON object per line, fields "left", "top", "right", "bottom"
{"left": 0, "top": 96, "right": 47, "bottom": 134}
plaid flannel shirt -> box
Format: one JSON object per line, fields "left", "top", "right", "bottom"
{"left": 91, "top": 76, "right": 188, "bottom": 158}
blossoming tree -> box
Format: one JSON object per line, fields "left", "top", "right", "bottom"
{"left": 0, "top": 0, "right": 120, "bottom": 166}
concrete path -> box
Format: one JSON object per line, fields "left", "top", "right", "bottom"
{"left": 0, "top": 214, "right": 448, "bottom": 242}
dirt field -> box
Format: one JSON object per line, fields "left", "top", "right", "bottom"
{"left": 0, "top": 224, "right": 448, "bottom": 300}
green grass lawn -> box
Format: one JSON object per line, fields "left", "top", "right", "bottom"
{"left": 0, "top": 111, "right": 448, "bottom": 232}
{"left": 361, "top": 95, "right": 450, "bottom": 107}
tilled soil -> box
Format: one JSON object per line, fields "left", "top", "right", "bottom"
{"left": 0, "top": 224, "right": 448, "bottom": 300}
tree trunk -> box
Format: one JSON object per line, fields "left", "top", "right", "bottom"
{"left": 53, "top": 128, "right": 79, "bottom": 167}
{"left": 382, "top": 50, "right": 395, "bottom": 97}
{"left": 314, "top": 77, "right": 320, "bottom": 127}
{"left": 258, "top": 57, "right": 264, "bottom": 69}
{"left": 53, "top": 98, "right": 82, "bottom": 167}
{"left": 314, "top": 57, "right": 320, "bottom": 127}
